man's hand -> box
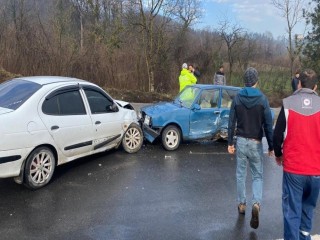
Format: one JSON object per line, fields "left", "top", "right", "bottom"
{"left": 268, "top": 150, "right": 274, "bottom": 157}
{"left": 228, "top": 145, "right": 235, "bottom": 154}
{"left": 275, "top": 156, "right": 283, "bottom": 166}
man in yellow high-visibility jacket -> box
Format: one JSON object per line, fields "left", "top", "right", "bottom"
{"left": 179, "top": 63, "right": 197, "bottom": 92}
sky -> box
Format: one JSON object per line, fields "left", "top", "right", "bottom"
{"left": 195, "top": 0, "right": 309, "bottom": 39}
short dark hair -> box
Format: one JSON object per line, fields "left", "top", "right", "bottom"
{"left": 299, "top": 69, "right": 318, "bottom": 89}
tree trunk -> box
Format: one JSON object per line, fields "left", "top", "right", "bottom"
{"left": 80, "top": 12, "right": 83, "bottom": 52}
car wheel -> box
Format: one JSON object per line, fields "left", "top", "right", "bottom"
{"left": 122, "top": 123, "right": 143, "bottom": 153}
{"left": 24, "top": 147, "right": 56, "bottom": 189}
{"left": 162, "top": 125, "right": 181, "bottom": 151}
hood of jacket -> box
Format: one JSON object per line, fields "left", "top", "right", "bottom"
{"left": 180, "top": 68, "right": 189, "bottom": 76}
{"left": 238, "top": 87, "right": 263, "bottom": 109}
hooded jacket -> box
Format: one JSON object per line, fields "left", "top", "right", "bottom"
{"left": 228, "top": 87, "right": 273, "bottom": 151}
{"left": 179, "top": 69, "right": 197, "bottom": 92}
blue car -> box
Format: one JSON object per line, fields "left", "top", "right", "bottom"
{"left": 139, "top": 84, "right": 242, "bottom": 151}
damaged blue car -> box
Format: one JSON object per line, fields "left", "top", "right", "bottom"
{"left": 139, "top": 84, "right": 242, "bottom": 151}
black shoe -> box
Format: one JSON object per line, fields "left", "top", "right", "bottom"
{"left": 250, "top": 203, "right": 260, "bottom": 229}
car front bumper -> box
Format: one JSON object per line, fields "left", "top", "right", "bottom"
{"left": 142, "top": 124, "right": 161, "bottom": 143}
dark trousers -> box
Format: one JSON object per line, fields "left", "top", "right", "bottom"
{"left": 282, "top": 171, "right": 320, "bottom": 240}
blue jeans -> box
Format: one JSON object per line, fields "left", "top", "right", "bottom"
{"left": 236, "top": 137, "right": 263, "bottom": 205}
{"left": 282, "top": 172, "right": 320, "bottom": 240}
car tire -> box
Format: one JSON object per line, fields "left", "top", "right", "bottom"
{"left": 122, "top": 123, "right": 143, "bottom": 153}
{"left": 24, "top": 147, "right": 56, "bottom": 190}
{"left": 162, "top": 125, "right": 181, "bottom": 151}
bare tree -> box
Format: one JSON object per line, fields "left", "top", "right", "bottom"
{"left": 236, "top": 33, "right": 258, "bottom": 72}
{"left": 0, "top": 1, "right": 9, "bottom": 67}
{"left": 173, "top": 0, "right": 201, "bottom": 29}
{"left": 218, "top": 20, "right": 245, "bottom": 85}
{"left": 135, "top": 0, "right": 166, "bottom": 92}
{"left": 171, "top": 0, "right": 202, "bottom": 63}
{"left": 271, "top": 0, "right": 306, "bottom": 76}
{"left": 71, "top": 0, "right": 87, "bottom": 51}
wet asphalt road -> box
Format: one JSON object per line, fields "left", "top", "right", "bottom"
{"left": 1, "top": 139, "right": 320, "bottom": 240}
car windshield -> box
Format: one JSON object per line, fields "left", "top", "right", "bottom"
{"left": 174, "top": 86, "right": 201, "bottom": 108}
{"left": 0, "top": 79, "right": 42, "bottom": 110}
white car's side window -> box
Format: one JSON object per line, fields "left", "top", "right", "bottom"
{"left": 84, "top": 89, "right": 114, "bottom": 114}
{"left": 42, "top": 90, "right": 86, "bottom": 115}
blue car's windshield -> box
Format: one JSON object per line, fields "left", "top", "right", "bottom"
{"left": 174, "top": 86, "right": 201, "bottom": 108}
{"left": 0, "top": 79, "right": 42, "bottom": 110}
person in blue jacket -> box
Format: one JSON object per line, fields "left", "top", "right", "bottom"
{"left": 227, "top": 67, "right": 274, "bottom": 229}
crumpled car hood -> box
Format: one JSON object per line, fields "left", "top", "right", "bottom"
{"left": 141, "top": 102, "right": 180, "bottom": 116}
{"left": 115, "top": 100, "right": 129, "bottom": 107}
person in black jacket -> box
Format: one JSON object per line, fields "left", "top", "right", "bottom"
{"left": 227, "top": 67, "right": 274, "bottom": 229}
{"left": 188, "top": 64, "right": 201, "bottom": 79}
{"left": 291, "top": 70, "right": 300, "bottom": 92}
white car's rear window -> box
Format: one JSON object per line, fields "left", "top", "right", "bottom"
{"left": 0, "top": 79, "right": 41, "bottom": 110}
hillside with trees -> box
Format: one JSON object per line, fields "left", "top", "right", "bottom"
{"left": 0, "top": 0, "right": 319, "bottom": 106}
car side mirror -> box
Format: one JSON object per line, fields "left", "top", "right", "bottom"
{"left": 107, "top": 102, "right": 119, "bottom": 112}
{"left": 112, "top": 102, "right": 119, "bottom": 112}
{"left": 193, "top": 104, "right": 201, "bottom": 111}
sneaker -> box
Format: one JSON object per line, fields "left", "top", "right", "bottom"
{"left": 238, "top": 203, "right": 246, "bottom": 214}
{"left": 250, "top": 203, "right": 260, "bottom": 229}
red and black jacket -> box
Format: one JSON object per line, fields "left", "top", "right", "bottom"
{"left": 273, "top": 88, "right": 320, "bottom": 175}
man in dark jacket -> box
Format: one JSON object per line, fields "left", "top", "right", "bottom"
{"left": 291, "top": 70, "right": 300, "bottom": 92}
{"left": 228, "top": 67, "right": 274, "bottom": 229}
{"left": 273, "top": 69, "right": 320, "bottom": 240}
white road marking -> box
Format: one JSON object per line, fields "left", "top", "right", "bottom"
{"left": 189, "top": 152, "right": 230, "bottom": 155}
{"left": 276, "top": 235, "right": 320, "bottom": 240}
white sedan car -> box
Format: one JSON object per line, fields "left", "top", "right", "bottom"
{"left": 0, "top": 76, "right": 143, "bottom": 189}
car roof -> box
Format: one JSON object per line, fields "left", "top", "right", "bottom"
{"left": 192, "top": 84, "right": 242, "bottom": 90}
{"left": 14, "top": 76, "right": 88, "bottom": 86}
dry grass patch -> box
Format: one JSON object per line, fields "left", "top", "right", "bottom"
{"left": 0, "top": 68, "right": 21, "bottom": 83}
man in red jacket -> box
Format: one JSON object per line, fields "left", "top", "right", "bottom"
{"left": 273, "top": 69, "right": 320, "bottom": 240}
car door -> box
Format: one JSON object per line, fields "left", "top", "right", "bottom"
{"left": 39, "top": 85, "right": 95, "bottom": 158}
{"left": 189, "top": 88, "right": 221, "bottom": 139}
{"left": 219, "top": 88, "right": 239, "bottom": 131}
{"left": 82, "top": 86, "right": 123, "bottom": 151}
